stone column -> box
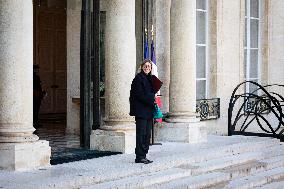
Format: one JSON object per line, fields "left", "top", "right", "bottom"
{"left": 155, "top": 0, "right": 207, "bottom": 143}
{"left": 0, "top": 0, "right": 50, "bottom": 170}
{"left": 155, "top": 0, "right": 171, "bottom": 113}
{"left": 90, "top": 0, "right": 136, "bottom": 153}
{"left": 167, "top": 0, "right": 197, "bottom": 122}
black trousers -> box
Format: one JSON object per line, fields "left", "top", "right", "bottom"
{"left": 135, "top": 117, "right": 152, "bottom": 160}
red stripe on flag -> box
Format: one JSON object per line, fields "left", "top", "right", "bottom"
{"left": 155, "top": 96, "right": 162, "bottom": 107}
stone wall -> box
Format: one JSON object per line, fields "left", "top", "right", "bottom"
{"left": 66, "top": 0, "right": 81, "bottom": 135}
{"left": 207, "top": 0, "right": 244, "bottom": 135}
{"left": 269, "top": 0, "right": 284, "bottom": 88}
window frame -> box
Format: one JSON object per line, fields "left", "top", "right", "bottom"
{"left": 244, "top": 0, "right": 262, "bottom": 94}
{"left": 196, "top": 0, "right": 209, "bottom": 100}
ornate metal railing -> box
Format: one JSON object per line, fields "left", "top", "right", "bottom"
{"left": 196, "top": 98, "right": 220, "bottom": 121}
{"left": 244, "top": 95, "right": 271, "bottom": 114}
{"left": 228, "top": 81, "right": 284, "bottom": 141}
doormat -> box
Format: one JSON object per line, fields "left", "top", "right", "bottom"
{"left": 51, "top": 148, "right": 121, "bottom": 165}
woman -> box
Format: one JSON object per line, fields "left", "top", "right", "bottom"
{"left": 129, "top": 59, "right": 155, "bottom": 164}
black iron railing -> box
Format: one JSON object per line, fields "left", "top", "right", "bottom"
{"left": 228, "top": 81, "right": 284, "bottom": 141}
{"left": 244, "top": 95, "right": 271, "bottom": 114}
{"left": 196, "top": 98, "right": 220, "bottom": 121}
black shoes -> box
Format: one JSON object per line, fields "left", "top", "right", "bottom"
{"left": 135, "top": 158, "right": 153, "bottom": 164}
{"left": 145, "top": 158, "right": 153, "bottom": 163}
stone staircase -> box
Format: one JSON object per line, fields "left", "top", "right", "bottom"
{"left": 2, "top": 135, "right": 284, "bottom": 189}
{"left": 81, "top": 136, "right": 284, "bottom": 189}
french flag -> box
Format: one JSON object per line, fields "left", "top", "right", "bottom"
{"left": 151, "top": 39, "right": 163, "bottom": 123}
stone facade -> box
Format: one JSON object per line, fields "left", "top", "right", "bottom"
{"left": 1, "top": 0, "right": 284, "bottom": 170}
{"left": 269, "top": 0, "right": 284, "bottom": 87}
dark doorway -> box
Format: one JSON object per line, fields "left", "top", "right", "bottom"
{"left": 32, "top": 0, "right": 117, "bottom": 164}
{"left": 33, "top": 0, "right": 79, "bottom": 163}
{"left": 34, "top": 0, "right": 67, "bottom": 115}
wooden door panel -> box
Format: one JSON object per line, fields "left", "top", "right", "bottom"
{"left": 55, "top": 72, "right": 67, "bottom": 88}
{"left": 40, "top": 72, "right": 54, "bottom": 113}
{"left": 38, "top": 28, "right": 54, "bottom": 43}
{"left": 38, "top": 12, "right": 53, "bottom": 28}
{"left": 35, "top": 1, "right": 67, "bottom": 114}
{"left": 41, "top": 91, "right": 54, "bottom": 113}
{"left": 53, "top": 12, "right": 67, "bottom": 113}
{"left": 55, "top": 89, "right": 67, "bottom": 113}
{"left": 43, "top": 0, "right": 67, "bottom": 9}
{"left": 38, "top": 44, "right": 53, "bottom": 71}
{"left": 55, "top": 71, "right": 66, "bottom": 113}
{"left": 54, "top": 30, "right": 67, "bottom": 71}
{"left": 55, "top": 12, "right": 66, "bottom": 29}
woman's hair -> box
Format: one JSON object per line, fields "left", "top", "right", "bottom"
{"left": 137, "top": 59, "right": 152, "bottom": 73}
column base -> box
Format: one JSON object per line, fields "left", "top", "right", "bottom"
{"left": 165, "top": 112, "right": 200, "bottom": 123}
{"left": 90, "top": 127, "right": 135, "bottom": 154}
{"left": 0, "top": 140, "right": 51, "bottom": 171}
{"left": 154, "top": 122, "right": 207, "bottom": 143}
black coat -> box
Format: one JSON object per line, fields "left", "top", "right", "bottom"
{"left": 129, "top": 72, "right": 155, "bottom": 119}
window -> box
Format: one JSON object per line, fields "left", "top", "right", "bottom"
{"left": 244, "top": 0, "right": 261, "bottom": 94}
{"left": 196, "top": 0, "right": 208, "bottom": 99}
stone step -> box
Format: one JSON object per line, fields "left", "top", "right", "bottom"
{"left": 262, "top": 155, "right": 284, "bottom": 170}
{"left": 219, "top": 152, "right": 284, "bottom": 179}
{"left": 254, "top": 180, "right": 284, "bottom": 189}
{"left": 145, "top": 172, "right": 231, "bottom": 189}
{"left": 80, "top": 138, "right": 281, "bottom": 189}
{"left": 207, "top": 181, "right": 230, "bottom": 189}
{"left": 163, "top": 138, "right": 280, "bottom": 169}
{"left": 223, "top": 166, "right": 284, "bottom": 189}
{"left": 9, "top": 137, "right": 281, "bottom": 189}
{"left": 82, "top": 153, "right": 284, "bottom": 189}
{"left": 141, "top": 153, "right": 284, "bottom": 189}
{"left": 260, "top": 144, "right": 284, "bottom": 159}
{"left": 221, "top": 160, "right": 268, "bottom": 179}
{"left": 178, "top": 151, "right": 262, "bottom": 176}
{"left": 145, "top": 149, "right": 284, "bottom": 189}
{"left": 81, "top": 168, "right": 192, "bottom": 189}
{"left": 188, "top": 138, "right": 280, "bottom": 164}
